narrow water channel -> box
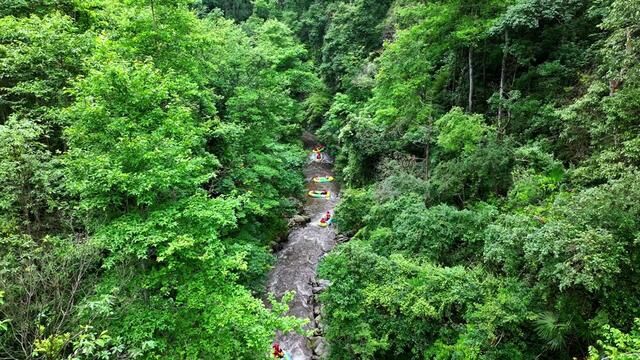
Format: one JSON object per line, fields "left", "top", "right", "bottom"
{"left": 266, "top": 133, "right": 339, "bottom": 360}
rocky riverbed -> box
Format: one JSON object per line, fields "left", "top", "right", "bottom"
{"left": 266, "top": 134, "right": 339, "bottom": 360}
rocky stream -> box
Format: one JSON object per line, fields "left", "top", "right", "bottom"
{"left": 266, "top": 134, "right": 341, "bottom": 360}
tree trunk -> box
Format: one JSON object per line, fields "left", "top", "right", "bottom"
{"left": 498, "top": 31, "right": 509, "bottom": 126}
{"left": 468, "top": 47, "right": 474, "bottom": 112}
{"left": 424, "top": 140, "right": 430, "bottom": 181}
{"left": 150, "top": 0, "right": 157, "bottom": 30}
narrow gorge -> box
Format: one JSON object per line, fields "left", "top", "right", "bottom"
{"left": 267, "top": 133, "right": 340, "bottom": 359}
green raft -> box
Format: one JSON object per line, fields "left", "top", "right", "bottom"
{"left": 313, "top": 176, "right": 335, "bottom": 183}
{"left": 308, "top": 190, "right": 331, "bottom": 199}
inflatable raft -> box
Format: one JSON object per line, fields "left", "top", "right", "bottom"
{"left": 308, "top": 190, "right": 331, "bottom": 199}
{"left": 313, "top": 176, "right": 335, "bottom": 183}
{"left": 319, "top": 218, "right": 333, "bottom": 227}
{"left": 312, "top": 145, "right": 325, "bottom": 153}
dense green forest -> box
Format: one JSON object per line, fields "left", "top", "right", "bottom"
{"left": 1, "top": 0, "right": 640, "bottom": 359}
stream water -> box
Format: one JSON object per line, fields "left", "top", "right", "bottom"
{"left": 266, "top": 134, "right": 339, "bottom": 360}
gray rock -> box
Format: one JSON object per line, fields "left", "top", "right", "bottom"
{"left": 318, "top": 321, "right": 326, "bottom": 334}
{"left": 307, "top": 336, "right": 322, "bottom": 350}
{"left": 314, "top": 338, "right": 329, "bottom": 358}
{"left": 312, "top": 279, "right": 331, "bottom": 294}
{"left": 288, "top": 215, "right": 310, "bottom": 228}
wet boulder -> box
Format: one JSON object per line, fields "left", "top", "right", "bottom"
{"left": 288, "top": 214, "right": 311, "bottom": 228}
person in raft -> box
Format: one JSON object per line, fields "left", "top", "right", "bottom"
{"left": 320, "top": 211, "right": 332, "bottom": 225}
{"left": 320, "top": 190, "right": 328, "bottom": 195}
{"left": 316, "top": 152, "right": 322, "bottom": 160}
{"left": 272, "top": 343, "right": 285, "bottom": 359}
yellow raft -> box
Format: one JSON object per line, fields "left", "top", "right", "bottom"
{"left": 319, "top": 219, "right": 332, "bottom": 227}
{"left": 308, "top": 190, "right": 331, "bottom": 199}
{"left": 312, "top": 176, "right": 335, "bottom": 183}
